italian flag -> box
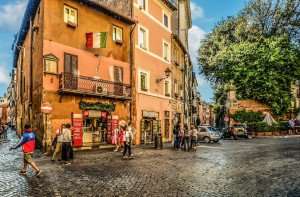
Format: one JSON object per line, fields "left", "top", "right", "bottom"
{"left": 86, "top": 32, "right": 107, "bottom": 49}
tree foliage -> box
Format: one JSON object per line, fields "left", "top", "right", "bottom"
{"left": 232, "top": 110, "right": 263, "bottom": 123}
{"left": 199, "top": 0, "right": 300, "bottom": 115}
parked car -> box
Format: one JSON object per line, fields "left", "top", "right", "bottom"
{"left": 231, "top": 124, "right": 249, "bottom": 139}
{"left": 197, "top": 126, "right": 221, "bottom": 143}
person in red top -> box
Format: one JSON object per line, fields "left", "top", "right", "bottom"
{"left": 10, "top": 124, "right": 41, "bottom": 176}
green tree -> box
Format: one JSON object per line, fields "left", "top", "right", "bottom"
{"left": 199, "top": 0, "right": 300, "bottom": 115}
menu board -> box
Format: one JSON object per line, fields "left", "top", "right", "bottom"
{"left": 72, "top": 114, "right": 83, "bottom": 147}
{"left": 107, "top": 116, "right": 119, "bottom": 144}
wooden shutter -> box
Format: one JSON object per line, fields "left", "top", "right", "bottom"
{"left": 114, "top": 66, "right": 123, "bottom": 83}
{"left": 64, "top": 53, "right": 71, "bottom": 74}
{"left": 71, "top": 55, "right": 78, "bottom": 75}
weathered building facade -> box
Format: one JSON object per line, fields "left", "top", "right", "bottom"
{"left": 14, "top": 0, "right": 135, "bottom": 149}
{"left": 14, "top": 0, "right": 195, "bottom": 148}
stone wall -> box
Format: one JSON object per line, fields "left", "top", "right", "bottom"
{"left": 230, "top": 99, "right": 271, "bottom": 115}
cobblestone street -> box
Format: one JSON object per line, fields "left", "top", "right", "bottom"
{"left": 2, "top": 130, "right": 300, "bottom": 197}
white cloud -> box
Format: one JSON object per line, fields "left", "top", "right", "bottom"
{"left": 0, "top": 65, "right": 9, "bottom": 85}
{"left": 188, "top": 25, "right": 206, "bottom": 67}
{"left": 190, "top": 1, "right": 204, "bottom": 19}
{"left": 0, "top": 0, "right": 28, "bottom": 31}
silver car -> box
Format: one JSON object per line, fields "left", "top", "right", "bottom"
{"left": 198, "top": 126, "right": 221, "bottom": 143}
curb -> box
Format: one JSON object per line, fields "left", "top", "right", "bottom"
{"left": 255, "top": 135, "right": 300, "bottom": 139}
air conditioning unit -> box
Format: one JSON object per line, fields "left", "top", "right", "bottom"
{"left": 95, "top": 84, "right": 108, "bottom": 94}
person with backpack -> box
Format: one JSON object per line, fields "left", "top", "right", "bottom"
{"left": 123, "top": 124, "right": 133, "bottom": 159}
{"left": 9, "top": 124, "right": 41, "bottom": 176}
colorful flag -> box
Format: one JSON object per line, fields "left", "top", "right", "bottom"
{"left": 86, "top": 32, "right": 107, "bottom": 49}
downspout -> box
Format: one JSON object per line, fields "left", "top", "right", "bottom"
{"left": 29, "top": 17, "right": 34, "bottom": 123}
{"left": 129, "top": 0, "right": 136, "bottom": 122}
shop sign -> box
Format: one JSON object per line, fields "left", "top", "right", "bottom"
{"left": 142, "top": 111, "right": 159, "bottom": 119}
{"left": 88, "top": 110, "right": 101, "bottom": 118}
{"left": 72, "top": 113, "right": 83, "bottom": 147}
{"left": 79, "top": 101, "right": 115, "bottom": 112}
{"left": 41, "top": 102, "right": 53, "bottom": 114}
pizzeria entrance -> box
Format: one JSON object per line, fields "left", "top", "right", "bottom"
{"left": 140, "top": 111, "right": 161, "bottom": 144}
{"left": 82, "top": 110, "right": 118, "bottom": 146}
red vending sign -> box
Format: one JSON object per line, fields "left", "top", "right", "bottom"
{"left": 72, "top": 114, "right": 83, "bottom": 147}
{"left": 107, "top": 115, "right": 119, "bottom": 144}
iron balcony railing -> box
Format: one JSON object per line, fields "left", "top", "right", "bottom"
{"left": 59, "top": 73, "right": 131, "bottom": 99}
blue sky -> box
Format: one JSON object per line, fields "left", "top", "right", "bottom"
{"left": 0, "top": 0, "right": 249, "bottom": 101}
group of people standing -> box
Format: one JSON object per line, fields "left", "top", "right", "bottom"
{"left": 112, "top": 121, "right": 135, "bottom": 159}
{"left": 51, "top": 123, "right": 73, "bottom": 164}
{"left": 173, "top": 123, "right": 198, "bottom": 152}
{"left": 0, "top": 123, "right": 8, "bottom": 140}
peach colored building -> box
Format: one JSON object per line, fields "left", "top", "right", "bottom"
{"left": 132, "top": 0, "right": 192, "bottom": 144}
{"left": 14, "top": 0, "right": 135, "bottom": 149}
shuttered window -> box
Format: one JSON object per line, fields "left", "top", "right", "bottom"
{"left": 114, "top": 66, "right": 123, "bottom": 83}
{"left": 64, "top": 53, "right": 78, "bottom": 75}
{"left": 64, "top": 5, "right": 77, "bottom": 26}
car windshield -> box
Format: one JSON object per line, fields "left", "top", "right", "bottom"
{"left": 207, "top": 127, "right": 217, "bottom": 132}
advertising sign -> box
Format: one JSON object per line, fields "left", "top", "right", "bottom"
{"left": 72, "top": 113, "right": 83, "bottom": 147}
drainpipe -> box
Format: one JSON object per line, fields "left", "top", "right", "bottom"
{"left": 29, "top": 17, "right": 34, "bottom": 123}
{"left": 129, "top": 0, "right": 136, "bottom": 123}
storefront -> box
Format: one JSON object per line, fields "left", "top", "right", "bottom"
{"left": 73, "top": 101, "right": 120, "bottom": 148}
{"left": 140, "top": 111, "right": 160, "bottom": 144}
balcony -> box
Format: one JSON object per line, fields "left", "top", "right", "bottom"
{"left": 59, "top": 73, "right": 131, "bottom": 100}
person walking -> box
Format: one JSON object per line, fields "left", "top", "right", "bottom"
{"left": 113, "top": 126, "right": 120, "bottom": 152}
{"left": 288, "top": 119, "right": 295, "bottom": 135}
{"left": 61, "top": 123, "right": 72, "bottom": 165}
{"left": 127, "top": 122, "right": 136, "bottom": 144}
{"left": 173, "top": 124, "right": 180, "bottom": 150}
{"left": 179, "top": 124, "right": 184, "bottom": 150}
{"left": 118, "top": 121, "right": 126, "bottom": 151}
{"left": 9, "top": 124, "right": 41, "bottom": 176}
{"left": 51, "top": 125, "right": 63, "bottom": 162}
{"left": 183, "top": 124, "right": 190, "bottom": 151}
{"left": 123, "top": 124, "right": 133, "bottom": 159}
{"left": 189, "top": 124, "right": 198, "bottom": 151}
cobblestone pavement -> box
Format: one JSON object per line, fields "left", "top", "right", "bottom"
{"left": 2, "top": 131, "right": 300, "bottom": 197}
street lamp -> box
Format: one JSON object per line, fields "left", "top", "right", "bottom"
{"left": 156, "top": 68, "right": 172, "bottom": 83}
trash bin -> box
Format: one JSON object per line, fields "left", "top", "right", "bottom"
{"left": 154, "top": 133, "right": 163, "bottom": 149}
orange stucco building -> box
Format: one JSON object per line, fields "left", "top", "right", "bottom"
{"left": 14, "top": 0, "right": 135, "bottom": 149}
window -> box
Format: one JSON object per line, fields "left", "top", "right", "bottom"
{"left": 113, "top": 66, "right": 123, "bottom": 83}
{"left": 163, "top": 13, "right": 169, "bottom": 28}
{"left": 64, "top": 5, "right": 77, "bottom": 27}
{"left": 174, "top": 80, "right": 178, "bottom": 96}
{"left": 165, "top": 80, "right": 171, "bottom": 97}
{"left": 64, "top": 53, "right": 78, "bottom": 75}
{"left": 44, "top": 54, "right": 58, "bottom": 74}
{"left": 138, "top": 0, "right": 146, "bottom": 10}
{"left": 140, "top": 72, "right": 148, "bottom": 91}
{"left": 112, "top": 26, "right": 123, "bottom": 43}
{"left": 173, "top": 46, "right": 179, "bottom": 65}
{"left": 163, "top": 42, "right": 170, "bottom": 61}
{"left": 139, "top": 27, "right": 147, "bottom": 50}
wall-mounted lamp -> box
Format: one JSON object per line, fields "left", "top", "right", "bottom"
{"left": 156, "top": 68, "right": 172, "bottom": 83}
